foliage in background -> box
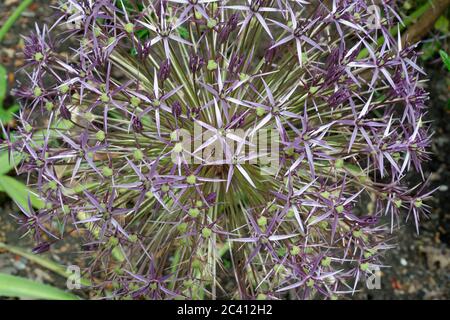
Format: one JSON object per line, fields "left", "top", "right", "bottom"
{"left": 0, "top": 273, "right": 78, "bottom": 300}
{"left": 0, "top": 0, "right": 76, "bottom": 300}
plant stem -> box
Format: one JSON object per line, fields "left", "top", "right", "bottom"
{"left": 0, "top": 0, "right": 34, "bottom": 43}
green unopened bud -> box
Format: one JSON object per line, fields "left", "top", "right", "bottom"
{"left": 100, "top": 93, "right": 109, "bottom": 102}
{"left": 177, "top": 222, "right": 188, "bottom": 233}
{"left": 352, "top": 229, "right": 363, "bottom": 238}
{"left": 360, "top": 262, "right": 370, "bottom": 271}
{"left": 274, "top": 263, "right": 286, "bottom": 274}
{"left": 192, "top": 259, "right": 202, "bottom": 270}
{"left": 268, "top": 203, "right": 277, "bottom": 213}
{"left": 257, "top": 216, "right": 267, "bottom": 227}
{"left": 48, "top": 181, "right": 58, "bottom": 190}
{"left": 201, "top": 227, "right": 212, "bottom": 238}
{"left": 306, "top": 279, "right": 315, "bottom": 287}
{"left": 207, "top": 60, "right": 218, "bottom": 71}
{"left": 149, "top": 283, "right": 158, "bottom": 290}
{"left": 195, "top": 200, "right": 203, "bottom": 207}
{"left": 414, "top": 199, "right": 423, "bottom": 208}
{"left": 108, "top": 236, "right": 119, "bottom": 247}
{"left": 335, "top": 158, "right": 344, "bottom": 169}
{"left": 34, "top": 52, "right": 44, "bottom": 61}
{"left": 305, "top": 247, "right": 314, "bottom": 254}
{"left": 146, "top": 191, "right": 154, "bottom": 198}
{"left": 320, "top": 191, "right": 330, "bottom": 199}
{"left": 207, "top": 19, "right": 217, "bottom": 28}
{"left": 45, "top": 101, "right": 54, "bottom": 111}
{"left": 183, "top": 279, "right": 194, "bottom": 288}
{"left": 186, "top": 174, "right": 196, "bottom": 185}
{"left": 309, "top": 86, "right": 319, "bottom": 94}
{"left": 290, "top": 245, "right": 300, "bottom": 256}
{"left": 85, "top": 112, "right": 95, "bottom": 122}
{"left": 194, "top": 11, "right": 203, "bottom": 20}
{"left": 96, "top": 130, "right": 106, "bottom": 142}
{"left": 287, "top": 208, "right": 295, "bottom": 218}
{"left": 188, "top": 208, "right": 200, "bottom": 218}
{"left": 133, "top": 149, "right": 144, "bottom": 161}
{"left": 336, "top": 205, "right": 344, "bottom": 214}
{"left": 256, "top": 107, "right": 266, "bottom": 117}
{"left": 318, "top": 221, "right": 329, "bottom": 230}
{"left": 277, "top": 246, "right": 287, "bottom": 257}
{"left": 129, "top": 234, "right": 138, "bottom": 243}
{"left": 394, "top": 199, "right": 402, "bottom": 208}
{"left": 161, "top": 184, "right": 170, "bottom": 193}
{"left": 60, "top": 84, "right": 69, "bottom": 94}
{"left": 124, "top": 23, "right": 134, "bottom": 33}
{"left": 34, "top": 86, "right": 42, "bottom": 97}
{"left": 321, "top": 257, "right": 332, "bottom": 267}
{"left": 131, "top": 96, "right": 141, "bottom": 107}
{"left": 102, "top": 167, "right": 113, "bottom": 177}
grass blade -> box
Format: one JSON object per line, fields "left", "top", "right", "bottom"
{"left": 0, "top": 175, "right": 44, "bottom": 209}
{"left": 0, "top": 273, "right": 79, "bottom": 300}
{"left": 0, "top": 0, "right": 34, "bottom": 43}
{"left": 0, "top": 242, "right": 91, "bottom": 287}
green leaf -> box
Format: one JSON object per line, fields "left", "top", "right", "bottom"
{"left": 136, "top": 29, "right": 150, "bottom": 39}
{"left": 439, "top": 50, "right": 450, "bottom": 72}
{"left": 434, "top": 15, "right": 449, "bottom": 33}
{"left": 0, "top": 0, "right": 34, "bottom": 43}
{"left": 0, "top": 104, "right": 19, "bottom": 123}
{"left": 0, "top": 242, "right": 91, "bottom": 287}
{"left": 0, "top": 175, "right": 44, "bottom": 209}
{"left": 0, "top": 64, "right": 6, "bottom": 109}
{"left": 178, "top": 26, "right": 189, "bottom": 40}
{"left": 0, "top": 273, "right": 79, "bottom": 300}
{"left": 0, "top": 149, "right": 23, "bottom": 175}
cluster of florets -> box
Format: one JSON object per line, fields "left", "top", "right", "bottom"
{"left": 4, "top": 0, "right": 433, "bottom": 299}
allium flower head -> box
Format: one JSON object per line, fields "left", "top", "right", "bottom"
{"left": 5, "top": 0, "right": 434, "bottom": 299}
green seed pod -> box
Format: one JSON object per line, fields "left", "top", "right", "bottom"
{"left": 188, "top": 208, "right": 200, "bottom": 218}
{"left": 131, "top": 96, "right": 141, "bottom": 107}
{"left": 102, "top": 167, "right": 113, "bottom": 177}
{"left": 34, "top": 52, "right": 44, "bottom": 61}
{"left": 201, "top": 227, "right": 212, "bottom": 238}
{"left": 60, "top": 84, "right": 69, "bottom": 94}
{"left": 207, "top": 60, "right": 218, "bottom": 71}
{"left": 290, "top": 245, "right": 300, "bottom": 256}
{"left": 321, "top": 257, "right": 332, "bottom": 267}
{"left": 124, "top": 23, "right": 134, "bottom": 33}
{"left": 177, "top": 222, "right": 188, "bottom": 233}
{"left": 257, "top": 216, "right": 268, "bottom": 227}
{"left": 96, "top": 130, "right": 106, "bottom": 142}
{"left": 34, "top": 86, "right": 42, "bottom": 97}
{"left": 186, "top": 174, "right": 196, "bottom": 185}
{"left": 133, "top": 149, "right": 144, "bottom": 161}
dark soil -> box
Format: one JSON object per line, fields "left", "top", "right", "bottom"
{"left": 0, "top": 0, "right": 448, "bottom": 300}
